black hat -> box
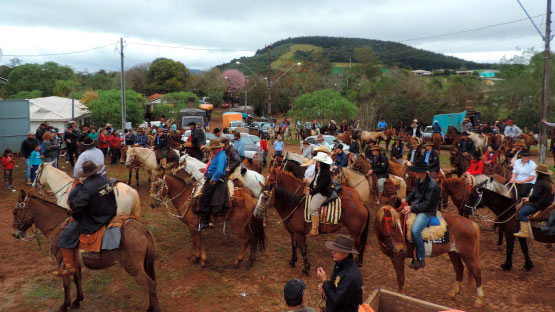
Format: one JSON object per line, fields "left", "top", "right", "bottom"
{"left": 520, "top": 149, "right": 531, "bottom": 156}
{"left": 336, "top": 144, "right": 343, "bottom": 150}
{"left": 188, "top": 122, "right": 196, "bottom": 126}
{"left": 472, "top": 150, "right": 481, "bottom": 160}
{"left": 284, "top": 278, "right": 305, "bottom": 307}
{"left": 213, "top": 128, "right": 220, "bottom": 133}
{"left": 82, "top": 136, "right": 96, "bottom": 149}
{"left": 409, "top": 160, "right": 428, "bottom": 173}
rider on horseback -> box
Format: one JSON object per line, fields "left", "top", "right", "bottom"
{"left": 458, "top": 131, "right": 476, "bottom": 157}
{"left": 305, "top": 152, "right": 333, "bottom": 237}
{"left": 198, "top": 139, "right": 227, "bottom": 231}
{"left": 54, "top": 161, "right": 117, "bottom": 276}
{"left": 401, "top": 160, "right": 441, "bottom": 270}
{"left": 220, "top": 137, "right": 244, "bottom": 185}
{"left": 367, "top": 146, "right": 389, "bottom": 204}
{"left": 423, "top": 142, "right": 440, "bottom": 178}
{"left": 390, "top": 136, "right": 404, "bottom": 164}
{"left": 153, "top": 127, "right": 170, "bottom": 169}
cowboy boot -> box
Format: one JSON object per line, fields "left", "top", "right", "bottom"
{"left": 376, "top": 192, "right": 383, "bottom": 204}
{"left": 514, "top": 222, "right": 530, "bottom": 238}
{"left": 198, "top": 213, "right": 210, "bottom": 232}
{"left": 160, "top": 158, "right": 167, "bottom": 170}
{"left": 52, "top": 248, "right": 77, "bottom": 276}
{"left": 306, "top": 216, "right": 319, "bottom": 237}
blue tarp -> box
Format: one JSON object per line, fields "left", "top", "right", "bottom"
{"left": 431, "top": 111, "right": 467, "bottom": 137}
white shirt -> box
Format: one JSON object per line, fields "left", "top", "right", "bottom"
{"left": 302, "top": 146, "right": 313, "bottom": 159}
{"left": 512, "top": 159, "right": 537, "bottom": 184}
{"left": 504, "top": 125, "right": 522, "bottom": 138}
{"left": 304, "top": 163, "right": 316, "bottom": 180}
{"left": 74, "top": 147, "right": 106, "bottom": 178}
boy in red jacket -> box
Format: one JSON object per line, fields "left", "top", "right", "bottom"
{"left": 108, "top": 132, "right": 123, "bottom": 165}
{"left": 466, "top": 151, "right": 484, "bottom": 175}
{"left": 2, "top": 149, "right": 15, "bottom": 189}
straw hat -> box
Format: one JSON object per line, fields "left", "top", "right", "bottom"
{"left": 370, "top": 146, "right": 381, "bottom": 151}
{"left": 207, "top": 138, "right": 224, "bottom": 149}
{"left": 313, "top": 152, "right": 333, "bottom": 165}
{"left": 300, "top": 158, "right": 315, "bottom": 167}
{"left": 412, "top": 119, "right": 418, "bottom": 123}
{"left": 313, "top": 145, "right": 330, "bottom": 154}
{"left": 536, "top": 164, "right": 551, "bottom": 175}
{"left": 324, "top": 234, "right": 359, "bottom": 254}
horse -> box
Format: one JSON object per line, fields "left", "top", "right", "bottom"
{"left": 383, "top": 128, "right": 397, "bottom": 151}
{"left": 282, "top": 152, "right": 308, "bottom": 179}
{"left": 34, "top": 162, "right": 141, "bottom": 219}
{"left": 432, "top": 133, "right": 442, "bottom": 153}
{"left": 341, "top": 128, "right": 353, "bottom": 146}
{"left": 375, "top": 206, "right": 483, "bottom": 308}
{"left": 332, "top": 167, "right": 373, "bottom": 204}
{"left": 121, "top": 145, "right": 142, "bottom": 187}
{"left": 255, "top": 168, "right": 370, "bottom": 274}
{"left": 440, "top": 177, "right": 471, "bottom": 216}
{"left": 351, "top": 154, "right": 407, "bottom": 179}
{"left": 519, "top": 133, "right": 536, "bottom": 149}
{"left": 361, "top": 131, "right": 387, "bottom": 150}
{"left": 242, "top": 158, "right": 262, "bottom": 174}
{"left": 469, "top": 132, "right": 487, "bottom": 152}
{"left": 465, "top": 183, "right": 537, "bottom": 271}
{"left": 449, "top": 149, "right": 470, "bottom": 177}
{"left": 487, "top": 133, "right": 503, "bottom": 150}
{"left": 125, "top": 146, "right": 179, "bottom": 181}
{"left": 150, "top": 172, "right": 266, "bottom": 268}
{"left": 445, "top": 126, "right": 462, "bottom": 146}
{"left": 12, "top": 190, "right": 159, "bottom": 312}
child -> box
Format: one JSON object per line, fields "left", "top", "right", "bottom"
{"left": 30, "top": 144, "right": 43, "bottom": 182}
{"left": 2, "top": 149, "right": 15, "bottom": 189}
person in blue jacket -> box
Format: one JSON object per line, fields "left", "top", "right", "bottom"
{"left": 432, "top": 120, "right": 442, "bottom": 140}
{"left": 198, "top": 139, "right": 227, "bottom": 231}
{"left": 134, "top": 127, "right": 148, "bottom": 147}
{"left": 333, "top": 144, "right": 348, "bottom": 168}
{"left": 377, "top": 118, "right": 387, "bottom": 131}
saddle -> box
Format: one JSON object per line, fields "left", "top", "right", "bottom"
{"left": 155, "top": 149, "right": 179, "bottom": 165}
{"left": 304, "top": 193, "right": 342, "bottom": 225}
{"left": 78, "top": 215, "right": 137, "bottom": 253}
{"left": 191, "top": 179, "right": 234, "bottom": 217}
{"left": 529, "top": 205, "right": 555, "bottom": 223}
{"left": 405, "top": 211, "right": 449, "bottom": 244}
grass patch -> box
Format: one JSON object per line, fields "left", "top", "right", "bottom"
{"left": 285, "top": 138, "right": 300, "bottom": 145}
{"left": 83, "top": 272, "right": 113, "bottom": 294}
{"left": 271, "top": 44, "right": 322, "bottom": 69}
{"left": 24, "top": 279, "right": 63, "bottom": 301}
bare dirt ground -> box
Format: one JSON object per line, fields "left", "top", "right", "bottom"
{"left": 1, "top": 111, "right": 554, "bottom": 311}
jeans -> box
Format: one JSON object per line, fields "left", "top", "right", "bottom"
{"left": 275, "top": 150, "right": 283, "bottom": 157}
{"left": 263, "top": 151, "right": 268, "bottom": 166}
{"left": 25, "top": 157, "right": 31, "bottom": 181}
{"left": 518, "top": 204, "right": 540, "bottom": 222}
{"left": 31, "top": 165, "right": 40, "bottom": 182}
{"left": 412, "top": 213, "right": 434, "bottom": 260}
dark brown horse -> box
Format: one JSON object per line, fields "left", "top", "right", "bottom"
{"left": 375, "top": 205, "right": 484, "bottom": 308}
{"left": 150, "top": 172, "right": 265, "bottom": 268}
{"left": 449, "top": 149, "right": 470, "bottom": 177}
{"left": 383, "top": 128, "right": 397, "bottom": 151}
{"left": 519, "top": 133, "right": 536, "bottom": 149}
{"left": 12, "top": 191, "right": 159, "bottom": 312}
{"left": 440, "top": 177, "right": 470, "bottom": 216}
{"left": 432, "top": 133, "right": 442, "bottom": 153}
{"left": 487, "top": 133, "right": 503, "bottom": 150}
{"left": 255, "top": 168, "right": 370, "bottom": 274}
{"left": 445, "top": 126, "right": 462, "bottom": 146}
{"left": 243, "top": 158, "right": 262, "bottom": 174}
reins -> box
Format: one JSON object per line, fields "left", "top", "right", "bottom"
{"left": 465, "top": 188, "right": 522, "bottom": 224}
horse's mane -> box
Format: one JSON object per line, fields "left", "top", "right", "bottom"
{"left": 481, "top": 187, "right": 516, "bottom": 204}
{"left": 275, "top": 186, "right": 304, "bottom": 205}
{"left": 278, "top": 170, "right": 303, "bottom": 185}
{"left": 27, "top": 194, "right": 69, "bottom": 212}
{"left": 377, "top": 205, "right": 400, "bottom": 225}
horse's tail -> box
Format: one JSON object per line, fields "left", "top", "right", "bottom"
{"left": 143, "top": 226, "right": 157, "bottom": 281}
{"left": 248, "top": 216, "right": 266, "bottom": 253}
{"left": 359, "top": 203, "right": 371, "bottom": 258}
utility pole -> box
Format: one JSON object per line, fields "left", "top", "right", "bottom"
{"left": 539, "top": 0, "right": 552, "bottom": 163}
{"left": 266, "top": 45, "right": 272, "bottom": 117}
{"left": 119, "top": 37, "right": 127, "bottom": 130}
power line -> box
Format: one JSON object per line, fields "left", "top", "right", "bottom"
{"left": 127, "top": 42, "right": 252, "bottom": 52}
{"left": 2, "top": 43, "right": 115, "bottom": 57}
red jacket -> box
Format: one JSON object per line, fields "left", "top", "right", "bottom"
{"left": 2, "top": 155, "right": 15, "bottom": 170}
{"left": 466, "top": 159, "right": 484, "bottom": 175}
{"left": 260, "top": 139, "right": 268, "bottom": 152}
{"left": 98, "top": 134, "right": 109, "bottom": 148}
{"left": 484, "top": 151, "right": 498, "bottom": 164}
{"left": 108, "top": 135, "right": 122, "bottom": 149}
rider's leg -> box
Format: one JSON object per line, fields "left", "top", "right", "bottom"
{"left": 514, "top": 204, "right": 538, "bottom": 238}
{"left": 377, "top": 178, "right": 387, "bottom": 204}
{"left": 411, "top": 213, "right": 433, "bottom": 267}
{"left": 307, "top": 193, "right": 326, "bottom": 237}
{"left": 198, "top": 181, "right": 218, "bottom": 231}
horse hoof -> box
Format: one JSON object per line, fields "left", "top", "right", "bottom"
{"left": 70, "top": 301, "right": 81, "bottom": 308}
{"left": 58, "top": 306, "right": 68, "bottom": 312}
{"left": 473, "top": 298, "right": 484, "bottom": 309}
{"left": 524, "top": 263, "right": 533, "bottom": 271}
{"left": 500, "top": 263, "right": 512, "bottom": 271}
{"left": 289, "top": 261, "right": 296, "bottom": 268}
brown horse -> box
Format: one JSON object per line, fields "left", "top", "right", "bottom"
{"left": 351, "top": 154, "right": 407, "bottom": 179}
{"left": 255, "top": 168, "right": 370, "bottom": 274}
{"left": 383, "top": 128, "right": 397, "bottom": 151}
{"left": 449, "top": 149, "right": 470, "bottom": 177}
{"left": 519, "top": 133, "right": 536, "bottom": 149}
{"left": 440, "top": 177, "right": 470, "bottom": 216}
{"left": 150, "top": 172, "right": 266, "bottom": 268}
{"left": 487, "top": 133, "right": 503, "bottom": 150}
{"left": 432, "top": 133, "right": 442, "bottom": 153}
{"left": 243, "top": 158, "right": 262, "bottom": 174}
{"left": 445, "top": 126, "right": 462, "bottom": 146}
{"left": 12, "top": 191, "right": 159, "bottom": 312}
{"left": 375, "top": 206, "right": 483, "bottom": 308}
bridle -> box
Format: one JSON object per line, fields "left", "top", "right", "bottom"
{"left": 464, "top": 187, "right": 520, "bottom": 223}
{"left": 150, "top": 174, "right": 197, "bottom": 219}
{"left": 378, "top": 207, "right": 406, "bottom": 257}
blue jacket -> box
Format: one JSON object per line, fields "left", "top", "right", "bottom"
{"left": 30, "top": 150, "right": 43, "bottom": 166}
{"left": 432, "top": 122, "right": 442, "bottom": 133}
{"left": 378, "top": 121, "right": 387, "bottom": 130}
{"left": 205, "top": 150, "right": 227, "bottom": 182}
{"left": 234, "top": 138, "right": 245, "bottom": 157}
{"left": 134, "top": 134, "right": 148, "bottom": 147}
{"left": 334, "top": 151, "right": 348, "bottom": 167}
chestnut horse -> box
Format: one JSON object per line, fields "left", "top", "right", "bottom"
{"left": 150, "top": 172, "right": 266, "bottom": 268}
{"left": 255, "top": 168, "right": 370, "bottom": 274}
{"left": 375, "top": 205, "right": 483, "bottom": 308}
{"left": 383, "top": 128, "right": 397, "bottom": 151}
{"left": 519, "top": 133, "right": 536, "bottom": 149}
{"left": 445, "top": 126, "right": 462, "bottom": 146}
{"left": 449, "top": 149, "right": 470, "bottom": 177}
{"left": 432, "top": 133, "right": 442, "bottom": 153}
{"left": 12, "top": 191, "right": 159, "bottom": 312}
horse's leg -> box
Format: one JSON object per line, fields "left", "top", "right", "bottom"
{"left": 135, "top": 167, "right": 140, "bottom": 188}
{"left": 447, "top": 251, "right": 464, "bottom": 298}
{"left": 289, "top": 235, "right": 298, "bottom": 267}
{"left": 233, "top": 229, "right": 248, "bottom": 268}
{"left": 298, "top": 237, "right": 310, "bottom": 275}
{"left": 501, "top": 232, "right": 515, "bottom": 270}
{"left": 390, "top": 255, "right": 406, "bottom": 293}
{"left": 518, "top": 237, "right": 533, "bottom": 271}
{"left": 462, "top": 256, "right": 484, "bottom": 308}
{"left": 128, "top": 168, "right": 133, "bottom": 185}
{"left": 497, "top": 226, "right": 504, "bottom": 246}
{"left": 60, "top": 275, "right": 71, "bottom": 312}
{"left": 187, "top": 226, "right": 202, "bottom": 264}
{"left": 70, "top": 263, "right": 84, "bottom": 308}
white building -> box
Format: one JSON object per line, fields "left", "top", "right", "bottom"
{"left": 30, "top": 96, "right": 90, "bottom": 132}
{"left": 411, "top": 70, "right": 432, "bottom": 76}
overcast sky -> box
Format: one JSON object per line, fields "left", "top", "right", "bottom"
{"left": 0, "top": 0, "right": 548, "bottom": 72}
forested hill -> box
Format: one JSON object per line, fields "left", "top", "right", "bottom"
{"left": 218, "top": 36, "right": 488, "bottom": 72}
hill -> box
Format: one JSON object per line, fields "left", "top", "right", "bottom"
{"left": 217, "top": 36, "right": 489, "bottom": 73}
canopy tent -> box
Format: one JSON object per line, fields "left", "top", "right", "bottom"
{"left": 431, "top": 111, "right": 467, "bottom": 137}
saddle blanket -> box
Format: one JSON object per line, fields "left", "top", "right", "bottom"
{"left": 304, "top": 195, "right": 342, "bottom": 225}
{"left": 406, "top": 211, "right": 448, "bottom": 243}
{"left": 78, "top": 216, "right": 136, "bottom": 253}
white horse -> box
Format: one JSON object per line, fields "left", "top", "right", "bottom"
{"left": 125, "top": 146, "right": 179, "bottom": 176}
{"left": 35, "top": 162, "right": 141, "bottom": 218}
{"left": 469, "top": 132, "right": 488, "bottom": 152}
{"left": 177, "top": 154, "right": 265, "bottom": 197}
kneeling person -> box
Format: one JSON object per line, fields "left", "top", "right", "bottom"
{"left": 54, "top": 161, "right": 117, "bottom": 276}
{"left": 198, "top": 139, "right": 227, "bottom": 231}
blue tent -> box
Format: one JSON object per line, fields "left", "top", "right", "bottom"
{"left": 431, "top": 111, "right": 467, "bottom": 137}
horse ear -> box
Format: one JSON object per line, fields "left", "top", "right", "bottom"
{"left": 19, "top": 189, "right": 26, "bottom": 201}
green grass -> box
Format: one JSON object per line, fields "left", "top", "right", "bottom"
{"left": 24, "top": 279, "right": 62, "bottom": 301}
{"left": 271, "top": 44, "right": 322, "bottom": 69}
{"left": 83, "top": 271, "right": 113, "bottom": 294}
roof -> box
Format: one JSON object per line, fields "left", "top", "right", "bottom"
{"left": 29, "top": 96, "right": 89, "bottom": 121}
{"left": 0, "top": 77, "right": 7, "bottom": 84}
{"left": 148, "top": 93, "right": 164, "bottom": 102}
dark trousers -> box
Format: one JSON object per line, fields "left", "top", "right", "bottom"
{"left": 517, "top": 183, "right": 534, "bottom": 198}
{"left": 57, "top": 221, "right": 82, "bottom": 249}
{"left": 274, "top": 150, "right": 283, "bottom": 157}
{"left": 4, "top": 169, "right": 12, "bottom": 185}
{"left": 101, "top": 148, "right": 108, "bottom": 156}
{"left": 31, "top": 165, "right": 39, "bottom": 181}
{"left": 199, "top": 181, "right": 221, "bottom": 216}
{"left": 110, "top": 148, "right": 121, "bottom": 165}
{"left": 67, "top": 146, "right": 79, "bottom": 167}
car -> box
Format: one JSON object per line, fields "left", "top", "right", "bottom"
{"left": 300, "top": 135, "right": 350, "bottom": 153}
{"left": 223, "top": 133, "right": 263, "bottom": 162}
{"left": 422, "top": 126, "right": 433, "bottom": 140}
{"left": 229, "top": 121, "right": 247, "bottom": 132}
{"left": 248, "top": 122, "right": 272, "bottom": 137}
{"left": 221, "top": 103, "right": 231, "bottom": 108}
{"left": 181, "top": 130, "right": 215, "bottom": 145}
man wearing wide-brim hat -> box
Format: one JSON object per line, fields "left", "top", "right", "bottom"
{"left": 198, "top": 138, "right": 227, "bottom": 231}
{"left": 400, "top": 160, "right": 441, "bottom": 270}
{"left": 457, "top": 131, "right": 476, "bottom": 156}
{"left": 423, "top": 141, "right": 440, "bottom": 178}
{"left": 463, "top": 117, "right": 473, "bottom": 132}
{"left": 367, "top": 146, "right": 389, "bottom": 204}
{"left": 316, "top": 234, "right": 363, "bottom": 312}
{"left": 300, "top": 157, "right": 316, "bottom": 183}
{"left": 219, "top": 136, "right": 244, "bottom": 186}
{"left": 390, "top": 136, "right": 404, "bottom": 164}
{"left": 302, "top": 139, "right": 313, "bottom": 159}
{"left": 316, "top": 134, "right": 331, "bottom": 153}
{"left": 407, "top": 140, "right": 422, "bottom": 165}
{"left": 507, "top": 140, "right": 525, "bottom": 166}
{"left": 410, "top": 119, "right": 422, "bottom": 139}
{"left": 55, "top": 160, "right": 117, "bottom": 277}
{"left": 74, "top": 136, "right": 106, "bottom": 179}
{"left": 504, "top": 119, "right": 523, "bottom": 139}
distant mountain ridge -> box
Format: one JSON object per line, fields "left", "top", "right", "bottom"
{"left": 218, "top": 35, "right": 489, "bottom": 73}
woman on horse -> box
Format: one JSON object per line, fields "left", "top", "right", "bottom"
{"left": 305, "top": 152, "right": 333, "bottom": 237}
{"left": 509, "top": 149, "right": 537, "bottom": 198}
{"left": 514, "top": 164, "right": 554, "bottom": 238}
{"left": 466, "top": 151, "right": 484, "bottom": 175}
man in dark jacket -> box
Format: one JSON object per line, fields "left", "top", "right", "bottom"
{"left": 401, "top": 160, "right": 441, "bottom": 269}
{"left": 458, "top": 131, "right": 476, "bottom": 156}
{"left": 54, "top": 161, "right": 117, "bottom": 276}
{"left": 153, "top": 127, "right": 170, "bottom": 169}
{"left": 390, "top": 136, "right": 404, "bottom": 163}
{"left": 408, "top": 143, "right": 422, "bottom": 164}
{"left": 367, "top": 146, "right": 389, "bottom": 204}
{"left": 317, "top": 234, "right": 363, "bottom": 312}
{"left": 21, "top": 132, "right": 40, "bottom": 185}
{"left": 43, "top": 132, "right": 61, "bottom": 167}
{"left": 333, "top": 144, "right": 348, "bottom": 168}
{"left": 36, "top": 123, "right": 47, "bottom": 142}
{"left": 64, "top": 126, "right": 80, "bottom": 168}
{"left": 423, "top": 142, "right": 440, "bottom": 178}
{"left": 188, "top": 122, "right": 203, "bottom": 161}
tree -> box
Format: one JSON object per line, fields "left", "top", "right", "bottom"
{"left": 87, "top": 90, "right": 144, "bottom": 128}
{"left": 6, "top": 62, "right": 74, "bottom": 96}
{"left": 10, "top": 90, "right": 42, "bottom": 99}
{"left": 125, "top": 63, "right": 150, "bottom": 94}
{"left": 157, "top": 91, "right": 199, "bottom": 120}
{"left": 190, "top": 68, "right": 227, "bottom": 106}
{"left": 146, "top": 58, "right": 190, "bottom": 94}
{"left": 290, "top": 89, "right": 358, "bottom": 122}
{"left": 79, "top": 90, "right": 99, "bottom": 105}
{"left": 354, "top": 46, "right": 382, "bottom": 81}
{"left": 53, "top": 79, "right": 78, "bottom": 97}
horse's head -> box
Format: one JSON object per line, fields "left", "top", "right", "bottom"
{"left": 331, "top": 167, "right": 346, "bottom": 184}
{"left": 125, "top": 146, "right": 136, "bottom": 167}
{"left": 33, "top": 163, "right": 47, "bottom": 193}
{"left": 375, "top": 206, "right": 406, "bottom": 255}
{"left": 465, "top": 181, "right": 487, "bottom": 214}
{"left": 254, "top": 188, "right": 275, "bottom": 219}
{"left": 149, "top": 174, "right": 168, "bottom": 208}
{"left": 12, "top": 190, "right": 34, "bottom": 239}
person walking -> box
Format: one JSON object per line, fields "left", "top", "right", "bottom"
{"left": 108, "top": 131, "right": 122, "bottom": 165}
{"left": 43, "top": 132, "right": 61, "bottom": 167}
{"left": 233, "top": 132, "right": 245, "bottom": 160}
{"left": 316, "top": 235, "right": 363, "bottom": 312}
{"left": 20, "top": 131, "right": 40, "bottom": 185}
{"left": 2, "top": 149, "right": 15, "bottom": 189}
{"left": 97, "top": 129, "right": 109, "bottom": 156}
{"left": 260, "top": 134, "right": 268, "bottom": 167}
{"left": 273, "top": 135, "right": 284, "bottom": 157}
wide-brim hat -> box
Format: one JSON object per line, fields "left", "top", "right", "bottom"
{"left": 324, "top": 234, "right": 359, "bottom": 254}
{"left": 425, "top": 141, "right": 434, "bottom": 146}
{"left": 370, "top": 146, "right": 381, "bottom": 151}
{"left": 207, "top": 138, "right": 224, "bottom": 149}
{"left": 82, "top": 136, "right": 97, "bottom": 149}
{"left": 464, "top": 118, "right": 470, "bottom": 122}
{"left": 313, "top": 145, "right": 330, "bottom": 154}
{"left": 520, "top": 149, "right": 531, "bottom": 156}
{"left": 409, "top": 160, "right": 428, "bottom": 173}
{"left": 313, "top": 152, "right": 333, "bottom": 165}
{"left": 536, "top": 164, "right": 551, "bottom": 175}
{"left": 80, "top": 161, "right": 102, "bottom": 178}
{"left": 300, "top": 158, "right": 315, "bottom": 167}
{"left": 413, "top": 119, "right": 418, "bottom": 123}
